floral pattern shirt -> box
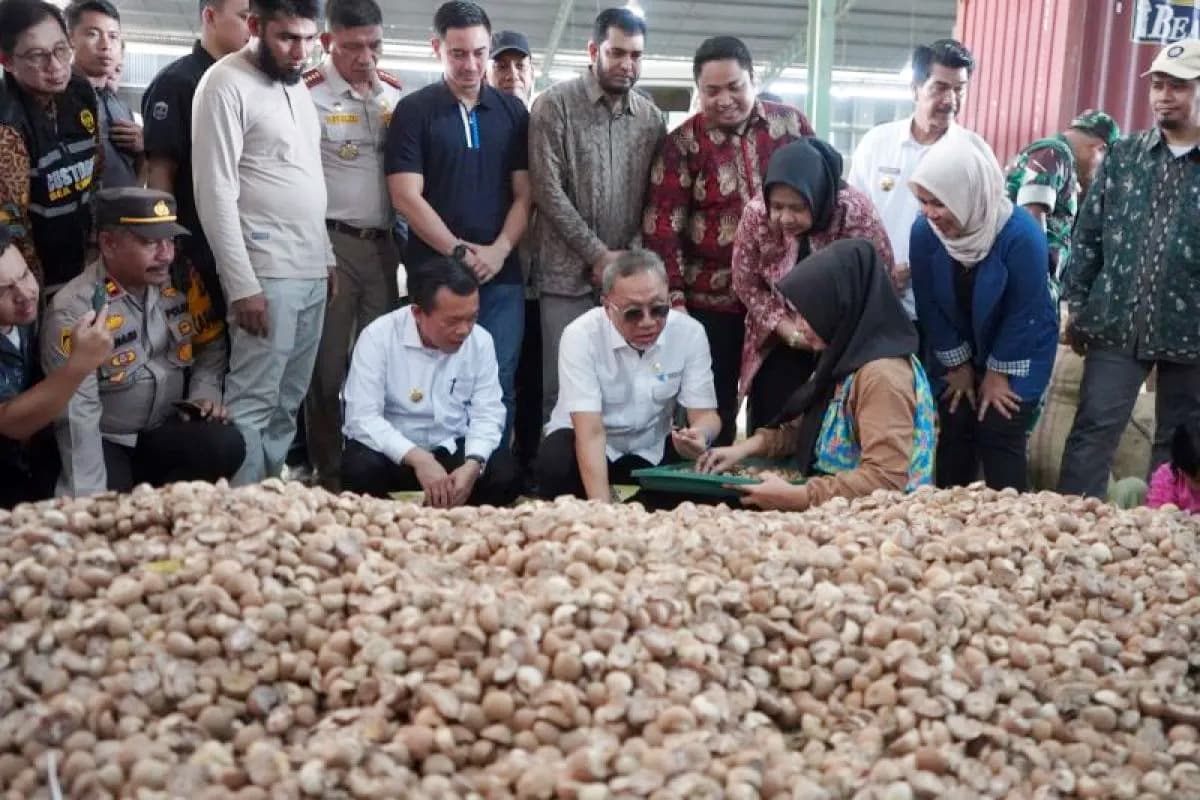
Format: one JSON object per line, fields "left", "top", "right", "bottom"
{"left": 731, "top": 185, "right": 895, "bottom": 397}
{"left": 641, "top": 101, "right": 813, "bottom": 312}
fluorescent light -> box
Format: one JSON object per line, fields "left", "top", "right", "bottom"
{"left": 624, "top": 0, "right": 645, "bottom": 19}
{"left": 831, "top": 84, "right": 912, "bottom": 100}
{"left": 898, "top": 62, "right": 913, "bottom": 83}
{"left": 768, "top": 81, "right": 807, "bottom": 95}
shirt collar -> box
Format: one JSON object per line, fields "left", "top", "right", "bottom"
{"left": 192, "top": 40, "right": 216, "bottom": 69}
{"left": 438, "top": 78, "right": 493, "bottom": 110}
{"left": 321, "top": 57, "right": 380, "bottom": 100}
{"left": 1144, "top": 126, "right": 1199, "bottom": 155}
{"left": 903, "top": 116, "right": 958, "bottom": 147}
{"left": 400, "top": 307, "right": 427, "bottom": 349}
{"left": 583, "top": 67, "right": 636, "bottom": 116}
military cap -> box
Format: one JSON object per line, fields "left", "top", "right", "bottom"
{"left": 491, "top": 30, "right": 531, "bottom": 60}
{"left": 1069, "top": 110, "right": 1120, "bottom": 148}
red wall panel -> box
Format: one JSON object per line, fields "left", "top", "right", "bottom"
{"left": 956, "top": 0, "right": 1160, "bottom": 163}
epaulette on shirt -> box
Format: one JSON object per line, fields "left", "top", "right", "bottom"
{"left": 302, "top": 68, "right": 325, "bottom": 89}
{"left": 378, "top": 70, "right": 402, "bottom": 91}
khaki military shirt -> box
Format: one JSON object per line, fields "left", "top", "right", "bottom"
{"left": 304, "top": 59, "right": 402, "bottom": 231}
{"left": 41, "top": 259, "right": 226, "bottom": 495}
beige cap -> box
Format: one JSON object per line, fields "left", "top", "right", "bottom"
{"left": 1143, "top": 39, "right": 1200, "bottom": 80}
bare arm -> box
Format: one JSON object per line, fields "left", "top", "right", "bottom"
{"left": 571, "top": 411, "right": 610, "bottom": 501}
{"left": 493, "top": 169, "right": 531, "bottom": 254}
{"left": 387, "top": 172, "right": 460, "bottom": 257}
{"left": 145, "top": 155, "right": 178, "bottom": 194}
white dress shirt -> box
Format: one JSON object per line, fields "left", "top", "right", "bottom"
{"left": 342, "top": 307, "right": 505, "bottom": 464}
{"left": 547, "top": 307, "right": 718, "bottom": 464}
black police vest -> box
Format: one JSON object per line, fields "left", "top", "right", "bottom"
{"left": 0, "top": 75, "right": 98, "bottom": 287}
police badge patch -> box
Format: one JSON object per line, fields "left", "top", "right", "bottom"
{"left": 152, "top": 101, "right": 169, "bottom": 121}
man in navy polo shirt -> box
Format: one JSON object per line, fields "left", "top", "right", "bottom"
{"left": 385, "top": 0, "right": 531, "bottom": 440}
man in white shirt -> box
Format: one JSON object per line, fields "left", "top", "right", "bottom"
{"left": 193, "top": 0, "right": 335, "bottom": 485}
{"left": 341, "top": 256, "right": 520, "bottom": 507}
{"left": 848, "top": 38, "right": 976, "bottom": 321}
{"left": 536, "top": 251, "right": 721, "bottom": 503}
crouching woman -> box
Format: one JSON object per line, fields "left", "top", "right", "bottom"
{"left": 697, "top": 239, "right": 936, "bottom": 510}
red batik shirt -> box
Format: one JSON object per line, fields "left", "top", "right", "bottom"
{"left": 641, "top": 100, "right": 813, "bottom": 312}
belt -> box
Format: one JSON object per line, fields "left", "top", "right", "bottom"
{"left": 326, "top": 219, "right": 389, "bottom": 240}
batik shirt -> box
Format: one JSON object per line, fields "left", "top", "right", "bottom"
{"left": 641, "top": 100, "right": 813, "bottom": 312}
{"left": 1063, "top": 128, "right": 1200, "bottom": 363}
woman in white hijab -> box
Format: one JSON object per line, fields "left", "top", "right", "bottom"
{"left": 908, "top": 129, "right": 1058, "bottom": 491}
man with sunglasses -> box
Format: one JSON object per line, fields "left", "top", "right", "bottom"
{"left": 536, "top": 250, "right": 720, "bottom": 504}
{"left": 0, "top": 0, "right": 102, "bottom": 294}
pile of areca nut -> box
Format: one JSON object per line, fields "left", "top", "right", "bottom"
{"left": 1, "top": 479, "right": 1198, "bottom": 799}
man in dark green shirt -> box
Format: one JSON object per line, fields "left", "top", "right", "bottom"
{"left": 1059, "top": 40, "right": 1200, "bottom": 498}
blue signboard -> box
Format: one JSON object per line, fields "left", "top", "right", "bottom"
{"left": 1134, "top": 0, "right": 1200, "bottom": 43}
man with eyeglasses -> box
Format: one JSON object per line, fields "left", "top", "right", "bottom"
{"left": 536, "top": 250, "right": 720, "bottom": 504}
{"left": 848, "top": 38, "right": 976, "bottom": 329}
{"left": 300, "top": 0, "right": 402, "bottom": 491}
{"left": 66, "top": 0, "right": 142, "bottom": 188}
{"left": 0, "top": 0, "right": 102, "bottom": 293}
{"left": 40, "top": 187, "right": 244, "bottom": 496}
{"left": 0, "top": 224, "right": 113, "bottom": 507}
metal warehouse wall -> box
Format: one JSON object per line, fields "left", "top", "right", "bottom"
{"left": 955, "top": 0, "right": 1160, "bottom": 163}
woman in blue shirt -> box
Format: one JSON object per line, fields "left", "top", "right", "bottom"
{"left": 909, "top": 131, "right": 1058, "bottom": 491}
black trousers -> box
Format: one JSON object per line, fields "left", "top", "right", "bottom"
{"left": 936, "top": 397, "right": 1038, "bottom": 491}
{"left": 691, "top": 308, "right": 745, "bottom": 446}
{"left": 341, "top": 438, "right": 522, "bottom": 506}
{"left": 1059, "top": 349, "right": 1200, "bottom": 498}
{"left": 512, "top": 296, "right": 543, "bottom": 474}
{"left": 102, "top": 418, "right": 246, "bottom": 492}
{"left": 0, "top": 428, "right": 59, "bottom": 509}
{"left": 747, "top": 344, "right": 816, "bottom": 434}
{"left": 534, "top": 428, "right": 705, "bottom": 510}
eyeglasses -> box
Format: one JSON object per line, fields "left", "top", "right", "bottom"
{"left": 15, "top": 43, "right": 74, "bottom": 70}
{"left": 610, "top": 302, "right": 669, "bottom": 324}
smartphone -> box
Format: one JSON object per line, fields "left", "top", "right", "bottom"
{"left": 91, "top": 281, "right": 107, "bottom": 314}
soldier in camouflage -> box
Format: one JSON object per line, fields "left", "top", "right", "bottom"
{"left": 1004, "top": 110, "right": 1119, "bottom": 280}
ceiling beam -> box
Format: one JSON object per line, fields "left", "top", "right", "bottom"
{"left": 759, "top": 0, "right": 861, "bottom": 87}
{"left": 537, "top": 0, "right": 577, "bottom": 87}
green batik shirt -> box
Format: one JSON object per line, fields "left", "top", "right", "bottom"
{"left": 1062, "top": 128, "right": 1200, "bottom": 363}
{"left": 1005, "top": 134, "right": 1078, "bottom": 278}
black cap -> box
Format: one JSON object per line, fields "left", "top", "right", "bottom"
{"left": 491, "top": 30, "right": 531, "bottom": 60}
{"left": 95, "top": 187, "right": 190, "bottom": 239}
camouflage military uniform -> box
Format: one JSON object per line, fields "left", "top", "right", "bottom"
{"left": 1005, "top": 133, "right": 1078, "bottom": 279}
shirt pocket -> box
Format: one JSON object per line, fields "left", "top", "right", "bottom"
{"left": 600, "top": 378, "right": 630, "bottom": 412}
{"left": 650, "top": 369, "right": 683, "bottom": 404}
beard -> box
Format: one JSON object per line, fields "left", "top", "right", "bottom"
{"left": 257, "top": 44, "right": 302, "bottom": 85}
{"left": 594, "top": 55, "right": 635, "bottom": 96}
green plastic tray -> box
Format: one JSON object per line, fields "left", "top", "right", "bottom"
{"left": 631, "top": 458, "right": 804, "bottom": 499}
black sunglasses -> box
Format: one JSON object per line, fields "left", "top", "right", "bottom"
{"left": 612, "top": 302, "right": 670, "bottom": 323}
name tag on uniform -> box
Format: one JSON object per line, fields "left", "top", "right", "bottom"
{"left": 325, "top": 113, "right": 361, "bottom": 124}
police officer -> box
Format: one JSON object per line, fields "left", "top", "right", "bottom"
{"left": 301, "top": 0, "right": 402, "bottom": 490}
{"left": 41, "top": 187, "right": 245, "bottom": 495}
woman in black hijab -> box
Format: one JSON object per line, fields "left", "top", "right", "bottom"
{"left": 700, "top": 239, "right": 937, "bottom": 511}
{"left": 731, "top": 137, "right": 894, "bottom": 432}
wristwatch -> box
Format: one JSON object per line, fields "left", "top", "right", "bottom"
{"left": 451, "top": 243, "right": 469, "bottom": 261}
{"left": 465, "top": 454, "right": 486, "bottom": 471}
